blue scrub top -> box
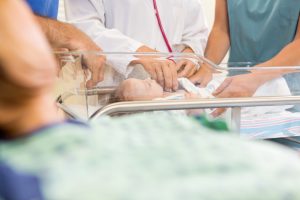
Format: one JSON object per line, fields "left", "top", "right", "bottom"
{"left": 227, "top": 0, "right": 300, "bottom": 109}
{"left": 227, "top": 0, "right": 300, "bottom": 63}
{"left": 26, "top": 0, "right": 59, "bottom": 19}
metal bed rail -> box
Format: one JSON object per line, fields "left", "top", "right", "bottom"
{"left": 90, "top": 96, "right": 300, "bottom": 132}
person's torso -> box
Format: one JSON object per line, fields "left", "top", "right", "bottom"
{"left": 26, "top": 0, "right": 59, "bottom": 19}
{"left": 227, "top": 0, "right": 300, "bottom": 63}
{"left": 101, "top": 0, "right": 187, "bottom": 52}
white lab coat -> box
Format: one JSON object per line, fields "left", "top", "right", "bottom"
{"left": 64, "top": 0, "right": 208, "bottom": 85}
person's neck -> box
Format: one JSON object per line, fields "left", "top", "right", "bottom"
{"left": 2, "top": 94, "right": 64, "bottom": 139}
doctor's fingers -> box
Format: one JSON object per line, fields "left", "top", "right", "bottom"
{"left": 84, "top": 55, "right": 106, "bottom": 88}
{"left": 142, "top": 62, "right": 158, "bottom": 81}
{"left": 177, "top": 60, "right": 197, "bottom": 78}
{"left": 162, "top": 61, "right": 178, "bottom": 91}
{"left": 154, "top": 63, "right": 165, "bottom": 89}
{"left": 86, "top": 64, "right": 105, "bottom": 89}
{"left": 169, "top": 61, "right": 178, "bottom": 91}
{"left": 92, "top": 55, "right": 106, "bottom": 81}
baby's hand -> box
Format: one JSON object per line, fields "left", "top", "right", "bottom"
{"left": 184, "top": 92, "right": 199, "bottom": 99}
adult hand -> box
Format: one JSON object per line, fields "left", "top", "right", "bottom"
{"left": 36, "top": 17, "right": 107, "bottom": 89}
{"left": 211, "top": 73, "right": 263, "bottom": 117}
{"left": 55, "top": 47, "right": 106, "bottom": 89}
{"left": 131, "top": 58, "right": 178, "bottom": 92}
{"left": 176, "top": 59, "right": 198, "bottom": 78}
{"left": 72, "top": 38, "right": 106, "bottom": 89}
{"left": 81, "top": 47, "right": 106, "bottom": 89}
{"left": 134, "top": 45, "right": 178, "bottom": 91}
{"left": 189, "top": 63, "right": 214, "bottom": 87}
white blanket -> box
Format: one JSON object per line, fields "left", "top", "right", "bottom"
{"left": 178, "top": 76, "right": 293, "bottom": 116}
{"left": 243, "top": 77, "right": 293, "bottom": 116}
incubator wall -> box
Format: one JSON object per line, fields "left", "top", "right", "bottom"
{"left": 55, "top": 52, "right": 300, "bottom": 139}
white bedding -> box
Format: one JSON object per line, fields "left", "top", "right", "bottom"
{"left": 241, "top": 111, "right": 300, "bottom": 139}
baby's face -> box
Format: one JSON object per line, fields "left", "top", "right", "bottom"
{"left": 140, "top": 78, "right": 164, "bottom": 97}
{"left": 118, "top": 78, "right": 163, "bottom": 101}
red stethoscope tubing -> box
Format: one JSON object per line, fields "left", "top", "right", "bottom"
{"left": 153, "top": 0, "right": 173, "bottom": 53}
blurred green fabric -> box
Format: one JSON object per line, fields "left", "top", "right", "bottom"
{"left": 1, "top": 113, "right": 300, "bottom": 200}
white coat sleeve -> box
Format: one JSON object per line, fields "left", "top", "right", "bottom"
{"left": 64, "top": 0, "right": 143, "bottom": 76}
{"left": 173, "top": 0, "right": 209, "bottom": 56}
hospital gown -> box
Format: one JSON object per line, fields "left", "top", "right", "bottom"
{"left": 1, "top": 113, "right": 300, "bottom": 200}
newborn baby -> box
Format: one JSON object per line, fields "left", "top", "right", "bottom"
{"left": 114, "top": 75, "right": 293, "bottom": 117}
{"left": 115, "top": 78, "right": 191, "bottom": 101}
{"left": 113, "top": 77, "right": 212, "bottom": 116}
{"left": 115, "top": 76, "right": 225, "bottom": 101}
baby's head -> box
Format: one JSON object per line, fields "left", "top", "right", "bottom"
{"left": 115, "top": 78, "right": 163, "bottom": 101}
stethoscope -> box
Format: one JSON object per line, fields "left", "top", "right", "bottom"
{"left": 153, "top": 0, "right": 173, "bottom": 53}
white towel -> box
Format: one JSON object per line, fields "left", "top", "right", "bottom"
{"left": 178, "top": 76, "right": 225, "bottom": 115}
{"left": 178, "top": 75, "right": 293, "bottom": 117}
{"left": 178, "top": 74, "right": 226, "bottom": 98}
{"left": 243, "top": 77, "right": 293, "bottom": 116}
